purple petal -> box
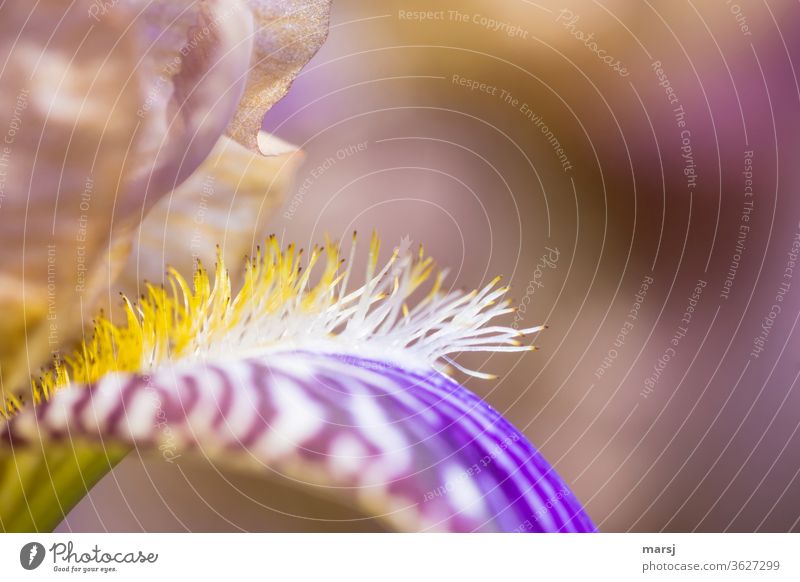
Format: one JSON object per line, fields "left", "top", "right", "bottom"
{"left": 6, "top": 351, "right": 595, "bottom": 532}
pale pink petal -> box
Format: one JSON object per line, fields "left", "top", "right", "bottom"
{"left": 0, "top": 0, "right": 141, "bottom": 393}
{"left": 119, "top": 0, "right": 256, "bottom": 217}
{"left": 0, "top": 0, "right": 331, "bottom": 395}
{"left": 119, "top": 132, "right": 303, "bottom": 294}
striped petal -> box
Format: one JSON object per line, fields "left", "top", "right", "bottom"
{"left": 4, "top": 351, "right": 594, "bottom": 532}
{"left": 1, "top": 236, "right": 593, "bottom": 532}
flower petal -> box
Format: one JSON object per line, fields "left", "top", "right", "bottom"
{"left": 225, "top": 0, "right": 332, "bottom": 150}
{"left": 4, "top": 351, "right": 594, "bottom": 533}
{"left": 118, "top": 133, "right": 303, "bottom": 295}
{"left": 0, "top": 0, "right": 331, "bottom": 395}
{"left": 116, "top": 0, "right": 331, "bottom": 205}
{"left": 0, "top": 0, "right": 141, "bottom": 394}
{"left": 119, "top": 0, "right": 256, "bottom": 214}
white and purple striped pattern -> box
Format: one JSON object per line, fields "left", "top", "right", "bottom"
{"left": 4, "top": 352, "right": 595, "bottom": 532}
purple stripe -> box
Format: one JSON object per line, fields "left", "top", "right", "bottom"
{"left": 374, "top": 364, "right": 551, "bottom": 527}
{"left": 103, "top": 376, "right": 143, "bottom": 440}
{"left": 297, "top": 354, "right": 569, "bottom": 531}
{"left": 210, "top": 365, "right": 235, "bottom": 430}
{"left": 237, "top": 361, "right": 274, "bottom": 448}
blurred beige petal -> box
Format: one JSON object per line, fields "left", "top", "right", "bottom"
{"left": 121, "top": 0, "right": 331, "bottom": 207}
{"left": 119, "top": 0, "right": 256, "bottom": 217}
{"left": 0, "top": 0, "right": 330, "bottom": 396}
{"left": 226, "top": 0, "right": 331, "bottom": 150}
{"left": 0, "top": 1, "right": 140, "bottom": 395}
{"left": 118, "top": 132, "right": 303, "bottom": 295}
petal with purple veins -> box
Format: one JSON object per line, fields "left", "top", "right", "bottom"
{"left": 5, "top": 351, "right": 594, "bottom": 533}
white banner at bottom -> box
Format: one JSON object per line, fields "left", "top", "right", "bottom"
{"left": 1, "top": 533, "right": 797, "bottom": 581}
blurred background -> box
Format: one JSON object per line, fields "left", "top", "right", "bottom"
{"left": 63, "top": 0, "right": 800, "bottom": 532}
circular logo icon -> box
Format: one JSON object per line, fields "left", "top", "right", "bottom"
{"left": 20, "top": 542, "right": 46, "bottom": 570}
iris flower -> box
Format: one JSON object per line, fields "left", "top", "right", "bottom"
{"left": 0, "top": 0, "right": 594, "bottom": 533}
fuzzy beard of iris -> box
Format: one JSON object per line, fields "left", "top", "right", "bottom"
{"left": 2, "top": 234, "right": 595, "bottom": 533}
